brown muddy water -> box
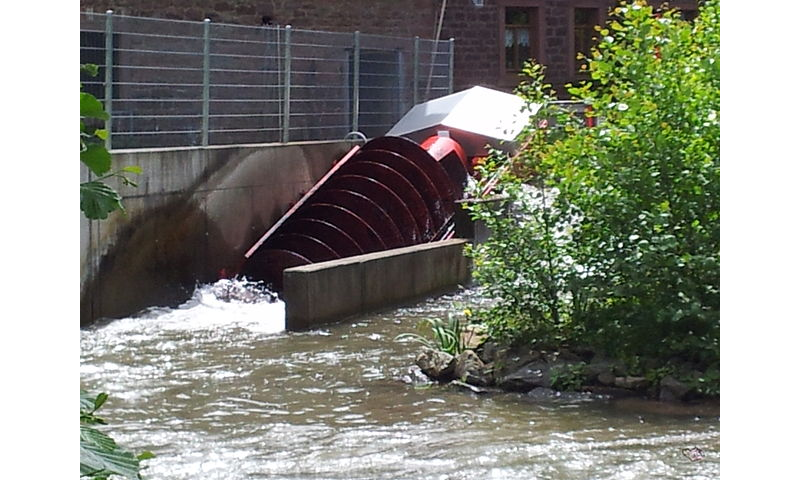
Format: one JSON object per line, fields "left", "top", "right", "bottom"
{"left": 80, "top": 280, "right": 719, "bottom": 479}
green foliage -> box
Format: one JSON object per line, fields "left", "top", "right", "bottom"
{"left": 395, "top": 314, "right": 467, "bottom": 356}
{"left": 81, "top": 63, "right": 101, "bottom": 77}
{"left": 550, "top": 362, "right": 587, "bottom": 392}
{"left": 80, "top": 390, "right": 154, "bottom": 479}
{"left": 686, "top": 365, "right": 720, "bottom": 397}
{"left": 644, "top": 365, "right": 675, "bottom": 386}
{"left": 467, "top": 0, "right": 719, "bottom": 395}
{"left": 80, "top": 64, "right": 141, "bottom": 220}
{"left": 80, "top": 180, "right": 123, "bottom": 221}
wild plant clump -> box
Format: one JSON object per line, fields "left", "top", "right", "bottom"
{"left": 395, "top": 314, "right": 468, "bottom": 356}
{"left": 467, "top": 0, "right": 719, "bottom": 395}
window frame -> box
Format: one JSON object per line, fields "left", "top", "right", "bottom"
{"left": 497, "top": 0, "right": 545, "bottom": 87}
{"left": 568, "top": 3, "right": 606, "bottom": 83}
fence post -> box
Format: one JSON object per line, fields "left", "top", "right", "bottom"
{"left": 448, "top": 37, "right": 455, "bottom": 94}
{"left": 352, "top": 30, "right": 360, "bottom": 134}
{"left": 412, "top": 36, "right": 419, "bottom": 105}
{"left": 104, "top": 10, "right": 114, "bottom": 150}
{"left": 282, "top": 25, "right": 292, "bottom": 143}
{"left": 202, "top": 18, "right": 211, "bottom": 147}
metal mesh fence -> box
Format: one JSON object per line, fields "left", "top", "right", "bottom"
{"left": 80, "top": 12, "right": 454, "bottom": 150}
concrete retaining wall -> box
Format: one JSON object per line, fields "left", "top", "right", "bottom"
{"left": 80, "top": 140, "right": 352, "bottom": 325}
{"left": 283, "top": 239, "right": 471, "bottom": 330}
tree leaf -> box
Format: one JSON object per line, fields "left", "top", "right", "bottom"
{"left": 81, "top": 180, "right": 124, "bottom": 220}
{"left": 80, "top": 390, "right": 98, "bottom": 413}
{"left": 81, "top": 63, "right": 100, "bottom": 77}
{"left": 122, "top": 165, "right": 143, "bottom": 174}
{"left": 94, "top": 392, "right": 109, "bottom": 411}
{"left": 137, "top": 451, "right": 156, "bottom": 461}
{"left": 81, "top": 143, "right": 112, "bottom": 176}
{"left": 80, "top": 425, "right": 142, "bottom": 479}
{"left": 80, "top": 91, "right": 109, "bottom": 120}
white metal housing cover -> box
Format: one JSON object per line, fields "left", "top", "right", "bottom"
{"left": 386, "top": 86, "right": 539, "bottom": 155}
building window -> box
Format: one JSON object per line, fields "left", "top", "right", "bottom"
{"left": 574, "top": 8, "right": 599, "bottom": 73}
{"left": 504, "top": 8, "right": 537, "bottom": 72}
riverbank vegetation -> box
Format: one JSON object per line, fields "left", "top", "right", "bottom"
{"left": 81, "top": 390, "right": 153, "bottom": 479}
{"left": 81, "top": 65, "right": 150, "bottom": 479}
{"left": 465, "top": 0, "right": 720, "bottom": 398}
{"left": 80, "top": 63, "right": 141, "bottom": 220}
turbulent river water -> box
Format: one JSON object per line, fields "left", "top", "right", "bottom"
{"left": 80, "top": 280, "right": 719, "bottom": 480}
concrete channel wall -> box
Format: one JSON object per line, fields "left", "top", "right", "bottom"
{"left": 80, "top": 140, "right": 353, "bottom": 325}
{"left": 283, "top": 239, "right": 471, "bottom": 331}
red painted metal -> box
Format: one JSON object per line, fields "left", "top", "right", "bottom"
{"left": 338, "top": 161, "right": 434, "bottom": 239}
{"left": 240, "top": 134, "right": 476, "bottom": 291}
{"left": 585, "top": 105, "right": 595, "bottom": 127}
{"left": 244, "top": 249, "right": 311, "bottom": 291}
{"left": 281, "top": 218, "right": 366, "bottom": 256}
{"left": 268, "top": 233, "right": 340, "bottom": 262}
{"left": 351, "top": 150, "right": 449, "bottom": 228}
{"left": 420, "top": 135, "right": 471, "bottom": 199}
{"left": 330, "top": 174, "right": 422, "bottom": 243}
{"left": 362, "top": 137, "right": 458, "bottom": 205}
{"left": 244, "top": 144, "right": 361, "bottom": 259}
{"left": 294, "top": 204, "right": 368, "bottom": 256}
{"left": 420, "top": 135, "right": 469, "bottom": 170}
{"left": 312, "top": 188, "right": 403, "bottom": 248}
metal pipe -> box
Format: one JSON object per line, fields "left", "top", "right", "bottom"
{"left": 276, "top": 25, "right": 283, "bottom": 143}
{"left": 352, "top": 31, "right": 360, "bottom": 134}
{"left": 448, "top": 37, "right": 455, "bottom": 94}
{"left": 426, "top": 0, "right": 448, "bottom": 100}
{"left": 282, "top": 25, "right": 292, "bottom": 143}
{"left": 202, "top": 18, "right": 211, "bottom": 146}
{"left": 104, "top": 10, "right": 114, "bottom": 150}
{"left": 413, "top": 36, "right": 419, "bottom": 105}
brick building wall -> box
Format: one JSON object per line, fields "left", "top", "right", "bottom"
{"left": 439, "top": 0, "right": 500, "bottom": 92}
{"left": 80, "top": 0, "right": 699, "bottom": 99}
{"left": 79, "top": 0, "right": 441, "bottom": 37}
{"left": 441, "top": 0, "right": 695, "bottom": 95}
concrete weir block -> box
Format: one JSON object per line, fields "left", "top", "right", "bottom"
{"left": 283, "top": 239, "right": 471, "bottom": 330}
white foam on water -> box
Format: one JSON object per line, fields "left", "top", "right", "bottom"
{"left": 84, "top": 278, "right": 286, "bottom": 338}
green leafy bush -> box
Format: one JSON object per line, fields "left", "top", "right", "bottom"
{"left": 550, "top": 362, "right": 587, "bottom": 392}
{"left": 80, "top": 64, "right": 141, "bottom": 220}
{"left": 468, "top": 0, "right": 719, "bottom": 394}
{"left": 80, "top": 390, "right": 154, "bottom": 479}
